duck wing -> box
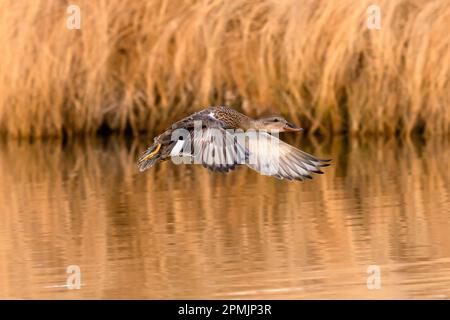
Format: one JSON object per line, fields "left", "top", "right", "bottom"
{"left": 171, "top": 125, "right": 248, "bottom": 173}
{"left": 244, "top": 132, "right": 331, "bottom": 181}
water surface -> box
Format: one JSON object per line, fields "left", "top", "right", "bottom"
{"left": 1, "top": 136, "right": 450, "bottom": 299}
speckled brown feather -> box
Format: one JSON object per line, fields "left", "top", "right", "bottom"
{"left": 204, "top": 106, "right": 251, "bottom": 129}
{"left": 166, "top": 106, "right": 250, "bottom": 132}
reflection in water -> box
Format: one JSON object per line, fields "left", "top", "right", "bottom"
{"left": 0, "top": 135, "right": 450, "bottom": 299}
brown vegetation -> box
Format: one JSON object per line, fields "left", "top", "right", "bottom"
{"left": 0, "top": 0, "right": 448, "bottom": 137}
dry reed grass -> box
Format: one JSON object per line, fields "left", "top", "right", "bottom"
{"left": 0, "top": 0, "right": 448, "bottom": 138}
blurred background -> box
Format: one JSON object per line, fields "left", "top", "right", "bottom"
{"left": 0, "top": 0, "right": 449, "bottom": 299}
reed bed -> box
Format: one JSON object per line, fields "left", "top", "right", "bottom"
{"left": 0, "top": 0, "right": 448, "bottom": 138}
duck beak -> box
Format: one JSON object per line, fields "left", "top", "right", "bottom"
{"left": 284, "top": 122, "right": 304, "bottom": 132}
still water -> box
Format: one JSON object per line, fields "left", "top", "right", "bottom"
{"left": 1, "top": 135, "right": 450, "bottom": 299}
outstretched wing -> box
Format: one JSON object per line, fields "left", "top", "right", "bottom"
{"left": 245, "top": 132, "right": 331, "bottom": 181}
{"left": 171, "top": 126, "right": 248, "bottom": 173}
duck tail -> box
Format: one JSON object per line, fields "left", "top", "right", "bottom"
{"left": 137, "top": 143, "right": 162, "bottom": 172}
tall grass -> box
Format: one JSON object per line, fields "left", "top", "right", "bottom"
{"left": 0, "top": 0, "right": 448, "bottom": 137}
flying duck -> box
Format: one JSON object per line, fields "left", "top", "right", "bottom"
{"left": 137, "top": 106, "right": 330, "bottom": 181}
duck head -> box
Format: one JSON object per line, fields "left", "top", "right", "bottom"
{"left": 256, "top": 116, "right": 303, "bottom": 132}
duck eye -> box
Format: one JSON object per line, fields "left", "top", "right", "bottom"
{"left": 273, "top": 118, "right": 279, "bottom": 122}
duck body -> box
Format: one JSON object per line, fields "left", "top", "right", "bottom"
{"left": 138, "top": 106, "right": 330, "bottom": 181}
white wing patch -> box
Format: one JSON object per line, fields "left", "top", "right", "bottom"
{"left": 170, "top": 139, "right": 185, "bottom": 156}
{"left": 208, "top": 112, "right": 217, "bottom": 120}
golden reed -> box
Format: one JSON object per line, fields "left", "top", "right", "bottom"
{"left": 0, "top": 0, "right": 448, "bottom": 138}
